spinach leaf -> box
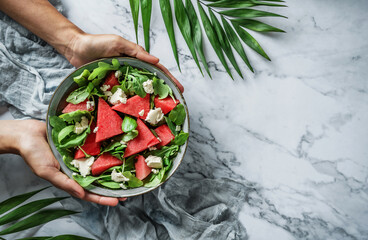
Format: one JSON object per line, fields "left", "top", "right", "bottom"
{"left": 88, "top": 59, "right": 120, "bottom": 81}
{"left": 121, "top": 130, "right": 138, "bottom": 142}
{"left": 164, "top": 116, "right": 177, "bottom": 136}
{"left": 73, "top": 69, "right": 91, "bottom": 87}
{"left": 144, "top": 168, "right": 165, "bottom": 188}
{"left": 121, "top": 116, "right": 137, "bottom": 133}
{"left": 172, "top": 131, "right": 189, "bottom": 145}
{"left": 66, "top": 83, "right": 94, "bottom": 104}
{"left": 98, "top": 181, "right": 122, "bottom": 189}
{"left": 152, "top": 77, "right": 171, "bottom": 99}
{"left": 73, "top": 175, "right": 104, "bottom": 188}
{"left": 50, "top": 116, "right": 66, "bottom": 146}
{"left": 123, "top": 156, "right": 135, "bottom": 172}
{"left": 57, "top": 147, "right": 78, "bottom": 172}
{"left": 131, "top": 75, "right": 147, "bottom": 98}
{"left": 59, "top": 110, "right": 91, "bottom": 123}
{"left": 58, "top": 125, "right": 75, "bottom": 144}
{"left": 123, "top": 171, "right": 143, "bottom": 188}
{"left": 168, "top": 104, "right": 186, "bottom": 125}
{"left": 59, "top": 127, "right": 90, "bottom": 149}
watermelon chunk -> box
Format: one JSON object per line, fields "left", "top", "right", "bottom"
{"left": 155, "top": 124, "right": 174, "bottom": 148}
{"left": 112, "top": 94, "right": 150, "bottom": 119}
{"left": 62, "top": 99, "right": 94, "bottom": 113}
{"left": 96, "top": 98, "right": 124, "bottom": 142}
{"left": 74, "top": 122, "right": 101, "bottom": 159}
{"left": 124, "top": 119, "right": 160, "bottom": 157}
{"left": 102, "top": 72, "right": 120, "bottom": 91}
{"left": 135, "top": 155, "right": 151, "bottom": 180}
{"left": 154, "top": 96, "right": 178, "bottom": 115}
{"left": 91, "top": 153, "right": 123, "bottom": 176}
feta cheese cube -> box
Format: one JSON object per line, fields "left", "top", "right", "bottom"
{"left": 111, "top": 169, "right": 130, "bottom": 182}
{"left": 108, "top": 88, "right": 127, "bottom": 105}
{"left": 93, "top": 127, "right": 98, "bottom": 133}
{"left": 151, "top": 169, "right": 159, "bottom": 174}
{"left": 175, "top": 125, "right": 181, "bottom": 131}
{"left": 74, "top": 116, "right": 89, "bottom": 134}
{"left": 148, "top": 146, "right": 157, "bottom": 151}
{"left": 100, "top": 84, "right": 110, "bottom": 92}
{"left": 145, "top": 155, "right": 163, "bottom": 168}
{"left": 119, "top": 183, "right": 127, "bottom": 189}
{"left": 145, "top": 108, "right": 164, "bottom": 125}
{"left": 138, "top": 109, "right": 145, "bottom": 117}
{"left": 71, "top": 156, "right": 95, "bottom": 177}
{"left": 142, "top": 80, "right": 154, "bottom": 94}
{"left": 115, "top": 70, "right": 122, "bottom": 78}
{"left": 104, "top": 91, "right": 113, "bottom": 97}
{"left": 86, "top": 100, "right": 95, "bottom": 110}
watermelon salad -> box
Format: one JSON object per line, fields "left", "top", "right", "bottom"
{"left": 49, "top": 59, "right": 188, "bottom": 190}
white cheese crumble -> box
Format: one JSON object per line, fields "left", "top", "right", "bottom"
{"left": 86, "top": 100, "right": 95, "bottom": 110}
{"left": 119, "top": 183, "right": 127, "bottom": 189}
{"left": 151, "top": 169, "right": 159, "bottom": 174}
{"left": 142, "top": 80, "right": 154, "bottom": 94}
{"left": 108, "top": 88, "right": 127, "bottom": 105}
{"left": 74, "top": 116, "right": 89, "bottom": 134}
{"left": 145, "top": 108, "right": 164, "bottom": 125}
{"left": 138, "top": 109, "right": 145, "bottom": 117}
{"left": 148, "top": 146, "right": 157, "bottom": 151}
{"left": 115, "top": 70, "right": 122, "bottom": 78}
{"left": 104, "top": 91, "right": 113, "bottom": 97}
{"left": 71, "top": 156, "right": 95, "bottom": 177}
{"left": 120, "top": 140, "right": 126, "bottom": 145}
{"left": 111, "top": 169, "right": 130, "bottom": 182}
{"left": 145, "top": 155, "right": 163, "bottom": 168}
{"left": 175, "top": 125, "right": 181, "bottom": 132}
{"left": 93, "top": 127, "right": 98, "bottom": 133}
{"left": 100, "top": 84, "right": 110, "bottom": 92}
{"left": 157, "top": 137, "right": 162, "bottom": 142}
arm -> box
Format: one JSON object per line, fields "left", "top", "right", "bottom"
{"left": 0, "top": 0, "right": 184, "bottom": 91}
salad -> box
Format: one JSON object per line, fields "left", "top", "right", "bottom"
{"left": 49, "top": 59, "right": 188, "bottom": 190}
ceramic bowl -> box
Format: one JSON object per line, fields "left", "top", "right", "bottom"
{"left": 46, "top": 57, "right": 189, "bottom": 197}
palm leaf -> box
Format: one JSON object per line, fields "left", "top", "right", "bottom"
{"left": 185, "top": 0, "right": 211, "bottom": 78}
{"left": 220, "top": 8, "right": 287, "bottom": 18}
{"left": 0, "top": 210, "right": 78, "bottom": 236}
{"left": 207, "top": 0, "right": 286, "bottom": 8}
{"left": 0, "top": 187, "right": 49, "bottom": 215}
{"left": 140, "top": 0, "right": 152, "bottom": 52}
{"left": 197, "top": 3, "right": 233, "bottom": 79}
{"left": 159, "top": 0, "right": 181, "bottom": 71}
{"left": 231, "top": 18, "right": 285, "bottom": 32}
{"left": 173, "top": 0, "right": 203, "bottom": 75}
{"left": 221, "top": 16, "right": 253, "bottom": 72}
{"left": 129, "top": 0, "right": 139, "bottom": 43}
{"left": 209, "top": 9, "right": 243, "bottom": 78}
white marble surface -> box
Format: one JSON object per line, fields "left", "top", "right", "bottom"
{"left": 1, "top": 0, "right": 368, "bottom": 239}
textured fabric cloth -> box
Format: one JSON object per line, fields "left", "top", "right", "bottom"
{"left": 0, "top": 2, "right": 248, "bottom": 239}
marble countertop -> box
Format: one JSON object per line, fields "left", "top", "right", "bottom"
{"left": 1, "top": 0, "right": 367, "bottom": 239}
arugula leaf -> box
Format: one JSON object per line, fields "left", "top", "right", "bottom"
{"left": 59, "top": 110, "right": 91, "bottom": 123}
{"left": 152, "top": 77, "right": 173, "bottom": 99}
{"left": 88, "top": 59, "right": 120, "bottom": 81}
{"left": 50, "top": 116, "right": 66, "bottom": 146}
{"left": 168, "top": 104, "right": 186, "bottom": 125}
{"left": 66, "top": 83, "right": 94, "bottom": 104}
{"left": 57, "top": 147, "right": 78, "bottom": 172}
{"left": 121, "top": 130, "right": 139, "bottom": 142}
{"left": 73, "top": 175, "right": 104, "bottom": 188}
{"left": 172, "top": 131, "right": 189, "bottom": 145}
{"left": 144, "top": 168, "right": 165, "bottom": 187}
{"left": 58, "top": 127, "right": 90, "bottom": 149}
{"left": 98, "top": 181, "right": 122, "bottom": 189}
{"left": 73, "top": 69, "right": 91, "bottom": 87}
{"left": 164, "top": 116, "right": 178, "bottom": 136}
{"left": 123, "top": 171, "right": 143, "bottom": 188}
{"left": 131, "top": 74, "right": 147, "bottom": 98}
{"left": 58, "top": 125, "right": 75, "bottom": 144}
{"left": 122, "top": 116, "right": 137, "bottom": 133}
{"left": 147, "top": 145, "right": 179, "bottom": 158}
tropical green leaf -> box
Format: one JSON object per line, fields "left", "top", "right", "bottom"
{"left": 0, "top": 197, "right": 68, "bottom": 226}
{"left": 185, "top": 0, "right": 211, "bottom": 78}
{"left": 209, "top": 9, "right": 243, "bottom": 78}
{"left": 173, "top": 0, "right": 203, "bottom": 75}
{"left": 140, "top": 0, "right": 152, "bottom": 52}
{"left": 220, "top": 8, "right": 286, "bottom": 18}
{"left": 197, "top": 3, "right": 233, "bottom": 79}
{"left": 231, "top": 18, "right": 285, "bottom": 32}
{"left": 207, "top": 0, "right": 286, "bottom": 8}
{"left": 159, "top": 0, "right": 181, "bottom": 71}
{"left": 129, "top": 0, "right": 140, "bottom": 43}
{"left": 0, "top": 187, "right": 49, "bottom": 216}
{"left": 221, "top": 16, "right": 253, "bottom": 71}
{"left": 0, "top": 210, "right": 78, "bottom": 236}
{"left": 232, "top": 22, "right": 270, "bottom": 60}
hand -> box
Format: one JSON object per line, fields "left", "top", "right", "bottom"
{"left": 65, "top": 33, "right": 184, "bottom": 93}
{"left": 17, "top": 120, "right": 125, "bottom": 206}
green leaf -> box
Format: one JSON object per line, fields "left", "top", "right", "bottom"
{"left": 152, "top": 77, "right": 171, "bottom": 99}
{"left": 129, "top": 0, "right": 140, "bottom": 43}
{"left": 197, "top": 3, "right": 233, "bottom": 79}
{"left": 88, "top": 60, "right": 120, "bottom": 81}
{"left": 0, "top": 197, "right": 68, "bottom": 226}
{"left": 144, "top": 168, "right": 165, "bottom": 187}
{"left": 123, "top": 172, "right": 143, "bottom": 188}
{"left": 57, "top": 147, "right": 78, "bottom": 172}
{"left": 121, "top": 130, "right": 139, "bottom": 143}
{"left": 231, "top": 18, "right": 285, "bottom": 32}
{"left": 0, "top": 210, "right": 78, "bottom": 236}
{"left": 185, "top": 0, "right": 211, "bottom": 78}
{"left": 208, "top": 0, "right": 286, "bottom": 8}
{"left": 140, "top": 0, "right": 152, "bottom": 52}
{"left": 232, "top": 22, "right": 270, "bottom": 60}
{"left": 0, "top": 187, "right": 49, "bottom": 216}
{"left": 209, "top": 9, "right": 243, "bottom": 78}
{"left": 220, "top": 8, "right": 286, "bottom": 18}
{"left": 66, "top": 86, "right": 90, "bottom": 104}
{"left": 172, "top": 132, "right": 189, "bottom": 145}
{"left": 49, "top": 116, "right": 66, "bottom": 131}
{"left": 221, "top": 16, "right": 254, "bottom": 71}
{"left": 59, "top": 110, "right": 91, "bottom": 123}
{"left": 58, "top": 125, "right": 75, "bottom": 144}
{"left": 73, "top": 69, "right": 91, "bottom": 87}
{"left": 159, "top": 0, "right": 181, "bottom": 71}
{"left": 73, "top": 175, "right": 104, "bottom": 188}
{"left": 147, "top": 145, "right": 179, "bottom": 159}
{"left": 164, "top": 116, "right": 178, "bottom": 136}
{"left": 98, "top": 181, "right": 122, "bottom": 189}
{"left": 122, "top": 116, "right": 137, "bottom": 133}
{"left": 168, "top": 103, "right": 186, "bottom": 125}
{"left": 132, "top": 76, "right": 147, "bottom": 98}
{"left": 173, "top": 0, "right": 203, "bottom": 75}
{"left": 58, "top": 127, "right": 90, "bottom": 149}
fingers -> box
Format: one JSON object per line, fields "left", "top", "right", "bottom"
{"left": 82, "top": 192, "right": 119, "bottom": 206}
{"left": 117, "top": 38, "right": 159, "bottom": 65}
{"left": 155, "top": 63, "right": 184, "bottom": 93}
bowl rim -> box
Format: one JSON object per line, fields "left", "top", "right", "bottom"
{"left": 46, "top": 56, "right": 190, "bottom": 198}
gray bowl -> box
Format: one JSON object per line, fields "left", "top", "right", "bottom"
{"left": 46, "top": 57, "right": 189, "bottom": 198}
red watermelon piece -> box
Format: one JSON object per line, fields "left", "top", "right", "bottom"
{"left": 62, "top": 99, "right": 94, "bottom": 113}
{"left": 102, "top": 72, "right": 120, "bottom": 91}
{"left": 91, "top": 153, "right": 123, "bottom": 176}
{"left": 155, "top": 124, "right": 174, "bottom": 148}
{"left": 124, "top": 119, "right": 160, "bottom": 157}
{"left": 154, "top": 96, "right": 178, "bottom": 115}
{"left": 112, "top": 94, "right": 150, "bottom": 119}
{"left": 96, "top": 98, "right": 124, "bottom": 142}
{"left": 74, "top": 122, "right": 101, "bottom": 159}
{"left": 135, "top": 155, "right": 151, "bottom": 180}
